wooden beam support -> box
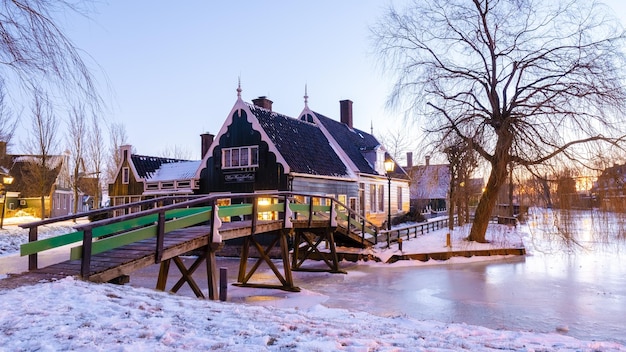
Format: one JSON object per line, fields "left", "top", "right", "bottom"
{"left": 206, "top": 243, "right": 220, "bottom": 300}
{"left": 234, "top": 232, "right": 300, "bottom": 292}
{"left": 156, "top": 259, "right": 171, "bottom": 291}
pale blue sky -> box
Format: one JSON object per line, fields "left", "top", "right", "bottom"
{"left": 12, "top": 1, "right": 626, "bottom": 162}
{"left": 61, "top": 1, "right": 402, "bottom": 160}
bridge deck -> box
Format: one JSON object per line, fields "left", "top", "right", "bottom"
{"left": 25, "top": 219, "right": 331, "bottom": 284}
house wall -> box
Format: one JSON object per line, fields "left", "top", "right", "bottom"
{"left": 201, "top": 108, "right": 288, "bottom": 193}
{"left": 360, "top": 176, "right": 409, "bottom": 226}
{"left": 108, "top": 156, "right": 145, "bottom": 211}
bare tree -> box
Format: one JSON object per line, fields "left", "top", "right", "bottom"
{"left": 0, "top": 80, "right": 16, "bottom": 147}
{"left": 86, "top": 113, "right": 105, "bottom": 208}
{"left": 372, "top": 0, "right": 626, "bottom": 242}
{"left": 0, "top": 0, "right": 100, "bottom": 108}
{"left": 67, "top": 104, "right": 87, "bottom": 217}
{"left": 159, "top": 145, "right": 193, "bottom": 160}
{"left": 106, "top": 121, "right": 128, "bottom": 183}
{"left": 445, "top": 139, "right": 479, "bottom": 229}
{"left": 376, "top": 126, "right": 415, "bottom": 164}
{"left": 23, "top": 90, "right": 59, "bottom": 219}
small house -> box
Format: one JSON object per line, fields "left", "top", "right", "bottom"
{"left": 198, "top": 86, "right": 410, "bottom": 226}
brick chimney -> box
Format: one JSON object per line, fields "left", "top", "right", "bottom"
{"left": 406, "top": 152, "right": 413, "bottom": 168}
{"left": 0, "top": 141, "right": 6, "bottom": 158}
{"left": 340, "top": 99, "right": 353, "bottom": 128}
{"left": 425, "top": 155, "right": 430, "bottom": 166}
{"left": 200, "top": 133, "right": 214, "bottom": 159}
{"left": 252, "top": 96, "right": 273, "bottom": 111}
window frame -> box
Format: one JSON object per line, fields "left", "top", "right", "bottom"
{"left": 122, "top": 167, "right": 130, "bottom": 184}
{"left": 222, "top": 146, "right": 259, "bottom": 169}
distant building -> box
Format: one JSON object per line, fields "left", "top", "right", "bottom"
{"left": 405, "top": 154, "right": 450, "bottom": 213}
{"left": 404, "top": 152, "right": 484, "bottom": 217}
{"left": 592, "top": 163, "right": 626, "bottom": 211}
{"left": 0, "top": 141, "right": 99, "bottom": 218}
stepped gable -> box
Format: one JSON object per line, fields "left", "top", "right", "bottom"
{"left": 131, "top": 155, "right": 191, "bottom": 179}
{"left": 247, "top": 103, "right": 349, "bottom": 177}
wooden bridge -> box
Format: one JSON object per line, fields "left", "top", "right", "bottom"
{"left": 18, "top": 192, "right": 381, "bottom": 299}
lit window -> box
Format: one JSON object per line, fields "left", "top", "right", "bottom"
{"left": 257, "top": 197, "right": 277, "bottom": 220}
{"left": 217, "top": 198, "right": 231, "bottom": 222}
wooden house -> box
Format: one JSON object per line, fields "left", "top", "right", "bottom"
{"left": 198, "top": 87, "right": 410, "bottom": 226}
{"left": 406, "top": 155, "right": 451, "bottom": 214}
{"left": 592, "top": 163, "right": 626, "bottom": 211}
{"left": 0, "top": 141, "right": 97, "bottom": 219}
{"left": 107, "top": 144, "right": 206, "bottom": 215}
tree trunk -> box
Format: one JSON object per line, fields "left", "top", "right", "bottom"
{"left": 448, "top": 183, "right": 455, "bottom": 231}
{"left": 468, "top": 157, "right": 509, "bottom": 242}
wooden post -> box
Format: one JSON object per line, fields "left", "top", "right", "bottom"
{"left": 308, "top": 197, "right": 314, "bottom": 227}
{"left": 28, "top": 227, "right": 38, "bottom": 270}
{"left": 209, "top": 199, "right": 215, "bottom": 243}
{"left": 291, "top": 230, "right": 300, "bottom": 270}
{"left": 206, "top": 244, "right": 219, "bottom": 300}
{"left": 238, "top": 236, "right": 250, "bottom": 283}
{"left": 155, "top": 211, "right": 165, "bottom": 263}
{"left": 219, "top": 267, "right": 228, "bottom": 301}
{"left": 251, "top": 197, "right": 258, "bottom": 234}
{"left": 326, "top": 229, "right": 341, "bottom": 273}
{"left": 280, "top": 230, "right": 295, "bottom": 289}
{"left": 398, "top": 238, "right": 403, "bottom": 252}
{"left": 80, "top": 228, "right": 93, "bottom": 279}
{"left": 156, "top": 259, "right": 171, "bottom": 291}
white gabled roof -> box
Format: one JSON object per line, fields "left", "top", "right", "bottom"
{"left": 145, "top": 161, "right": 202, "bottom": 183}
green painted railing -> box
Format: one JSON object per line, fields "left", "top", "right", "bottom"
{"left": 18, "top": 192, "right": 378, "bottom": 278}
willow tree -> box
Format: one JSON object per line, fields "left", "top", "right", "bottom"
{"left": 372, "top": 0, "right": 626, "bottom": 242}
{"left": 0, "top": 0, "right": 100, "bottom": 105}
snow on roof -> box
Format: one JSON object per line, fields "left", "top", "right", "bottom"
{"left": 145, "top": 161, "right": 202, "bottom": 182}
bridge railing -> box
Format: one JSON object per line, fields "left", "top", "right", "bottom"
{"left": 19, "top": 195, "right": 205, "bottom": 270}
{"left": 18, "top": 192, "right": 363, "bottom": 277}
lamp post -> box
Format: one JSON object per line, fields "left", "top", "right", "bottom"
{"left": 384, "top": 158, "right": 395, "bottom": 231}
{"left": 0, "top": 175, "right": 14, "bottom": 229}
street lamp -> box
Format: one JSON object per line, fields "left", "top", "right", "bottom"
{"left": 384, "top": 158, "right": 395, "bottom": 231}
{"left": 0, "top": 174, "right": 14, "bottom": 229}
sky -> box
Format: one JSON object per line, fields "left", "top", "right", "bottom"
{"left": 1, "top": 213, "right": 625, "bottom": 350}
{"left": 56, "top": 1, "right": 406, "bottom": 160}
{"left": 7, "top": 0, "right": 626, "bottom": 163}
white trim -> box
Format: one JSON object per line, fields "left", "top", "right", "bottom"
{"left": 197, "top": 98, "right": 291, "bottom": 178}
{"left": 290, "top": 172, "right": 355, "bottom": 182}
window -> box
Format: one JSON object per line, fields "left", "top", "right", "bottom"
{"left": 397, "top": 186, "right": 403, "bottom": 211}
{"left": 369, "top": 185, "right": 377, "bottom": 212}
{"left": 122, "top": 167, "right": 130, "bottom": 184}
{"left": 222, "top": 146, "right": 259, "bottom": 169}
{"left": 378, "top": 185, "right": 385, "bottom": 212}
{"left": 217, "top": 198, "right": 231, "bottom": 222}
{"left": 257, "top": 197, "right": 277, "bottom": 220}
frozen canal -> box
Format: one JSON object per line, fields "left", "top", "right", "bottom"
{"left": 130, "top": 209, "right": 625, "bottom": 345}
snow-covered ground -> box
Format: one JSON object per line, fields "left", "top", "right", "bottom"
{"left": 0, "top": 213, "right": 624, "bottom": 351}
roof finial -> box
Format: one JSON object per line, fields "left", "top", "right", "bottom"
{"left": 304, "top": 83, "right": 309, "bottom": 108}
{"left": 371, "top": 120, "right": 373, "bottom": 135}
{"left": 237, "top": 77, "right": 242, "bottom": 99}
